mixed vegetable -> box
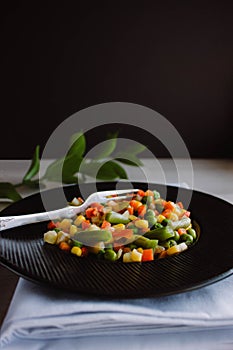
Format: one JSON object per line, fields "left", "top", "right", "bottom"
{"left": 43, "top": 189, "right": 198, "bottom": 263}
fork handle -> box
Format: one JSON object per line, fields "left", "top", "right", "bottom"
{"left": 0, "top": 206, "right": 80, "bottom": 231}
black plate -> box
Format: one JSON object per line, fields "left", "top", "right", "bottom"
{"left": 0, "top": 182, "right": 233, "bottom": 298}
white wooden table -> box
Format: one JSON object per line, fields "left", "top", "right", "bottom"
{"left": 1, "top": 158, "right": 233, "bottom": 209}
{"left": 0, "top": 158, "right": 233, "bottom": 327}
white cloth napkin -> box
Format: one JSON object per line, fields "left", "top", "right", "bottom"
{"left": 1, "top": 273, "right": 233, "bottom": 350}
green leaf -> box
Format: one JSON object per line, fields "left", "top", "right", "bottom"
{"left": 94, "top": 132, "right": 118, "bottom": 160}
{"left": 62, "top": 156, "right": 81, "bottom": 184}
{"left": 68, "top": 131, "right": 86, "bottom": 158}
{"left": 43, "top": 155, "right": 82, "bottom": 183}
{"left": 0, "top": 182, "right": 22, "bottom": 202}
{"left": 79, "top": 159, "right": 128, "bottom": 180}
{"left": 121, "top": 142, "right": 147, "bottom": 155}
{"left": 43, "top": 132, "right": 86, "bottom": 183}
{"left": 115, "top": 153, "right": 144, "bottom": 166}
{"left": 97, "top": 160, "right": 128, "bottom": 180}
{"left": 23, "top": 145, "right": 40, "bottom": 183}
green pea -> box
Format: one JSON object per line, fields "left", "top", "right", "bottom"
{"left": 154, "top": 223, "right": 163, "bottom": 229}
{"left": 155, "top": 203, "right": 164, "bottom": 213}
{"left": 179, "top": 233, "right": 193, "bottom": 245}
{"left": 148, "top": 216, "right": 157, "bottom": 228}
{"left": 142, "top": 196, "right": 153, "bottom": 205}
{"left": 129, "top": 243, "right": 137, "bottom": 250}
{"left": 97, "top": 251, "right": 105, "bottom": 259}
{"left": 168, "top": 239, "right": 178, "bottom": 247}
{"left": 104, "top": 249, "right": 117, "bottom": 261}
{"left": 187, "top": 228, "right": 197, "bottom": 240}
{"left": 161, "top": 218, "right": 170, "bottom": 227}
{"left": 153, "top": 190, "right": 160, "bottom": 199}
{"left": 146, "top": 209, "right": 156, "bottom": 217}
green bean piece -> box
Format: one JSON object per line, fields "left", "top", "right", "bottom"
{"left": 173, "top": 230, "right": 180, "bottom": 242}
{"left": 105, "top": 211, "right": 130, "bottom": 224}
{"left": 74, "top": 229, "right": 112, "bottom": 245}
{"left": 133, "top": 235, "right": 158, "bottom": 250}
{"left": 72, "top": 239, "right": 83, "bottom": 248}
{"left": 144, "top": 226, "right": 175, "bottom": 241}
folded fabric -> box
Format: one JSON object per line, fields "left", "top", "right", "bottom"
{"left": 1, "top": 272, "right": 233, "bottom": 350}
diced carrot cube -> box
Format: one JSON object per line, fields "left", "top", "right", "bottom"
{"left": 101, "top": 220, "right": 111, "bottom": 229}
{"left": 164, "top": 201, "right": 175, "bottom": 210}
{"left": 81, "top": 220, "right": 91, "bottom": 230}
{"left": 137, "top": 189, "right": 146, "bottom": 197}
{"left": 127, "top": 206, "right": 134, "bottom": 215}
{"left": 130, "top": 200, "right": 142, "bottom": 210}
{"left": 137, "top": 204, "right": 146, "bottom": 217}
{"left": 145, "top": 190, "right": 154, "bottom": 197}
{"left": 142, "top": 248, "right": 154, "bottom": 261}
{"left": 178, "top": 228, "right": 186, "bottom": 235}
{"left": 161, "top": 209, "right": 172, "bottom": 218}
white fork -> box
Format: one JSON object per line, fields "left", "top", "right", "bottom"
{"left": 0, "top": 189, "right": 139, "bottom": 231}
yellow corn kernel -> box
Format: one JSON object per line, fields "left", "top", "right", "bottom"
{"left": 123, "top": 252, "right": 132, "bottom": 263}
{"left": 74, "top": 215, "right": 85, "bottom": 227}
{"left": 129, "top": 215, "right": 137, "bottom": 221}
{"left": 88, "top": 241, "right": 105, "bottom": 254}
{"left": 112, "top": 223, "right": 125, "bottom": 230}
{"left": 166, "top": 245, "right": 180, "bottom": 255}
{"left": 168, "top": 212, "right": 179, "bottom": 221}
{"left": 71, "top": 246, "right": 82, "bottom": 256}
{"left": 167, "top": 242, "right": 188, "bottom": 256}
{"left": 137, "top": 247, "right": 143, "bottom": 254}
{"left": 69, "top": 224, "right": 78, "bottom": 235}
{"left": 58, "top": 218, "right": 72, "bottom": 231}
{"left": 157, "top": 214, "right": 166, "bottom": 223}
{"left": 154, "top": 245, "right": 165, "bottom": 254}
{"left": 131, "top": 249, "right": 142, "bottom": 262}
{"left": 44, "top": 230, "right": 58, "bottom": 244}
{"left": 134, "top": 219, "right": 149, "bottom": 229}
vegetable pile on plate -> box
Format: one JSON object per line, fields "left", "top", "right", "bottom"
{"left": 44, "top": 189, "right": 197, "bottom": 263}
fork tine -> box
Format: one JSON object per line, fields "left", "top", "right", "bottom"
{"left": 99, "top": 189, "right": 139, "bottom": 197}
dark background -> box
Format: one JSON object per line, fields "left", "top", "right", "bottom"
{"left": 1, "top": 1, "right": 233, "bottom": 159}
